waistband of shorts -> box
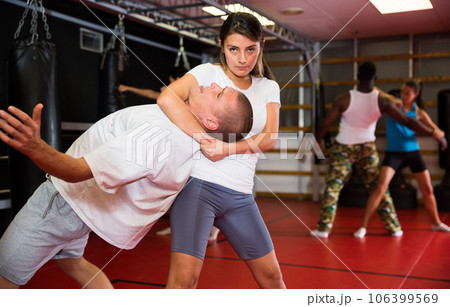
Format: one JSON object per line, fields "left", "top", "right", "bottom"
{"left": 188, "top": 177, "right": 252, "bottom": 196}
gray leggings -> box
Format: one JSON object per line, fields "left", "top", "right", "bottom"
{"left": 170, "top": 177, "right": 274, "bottom": 260}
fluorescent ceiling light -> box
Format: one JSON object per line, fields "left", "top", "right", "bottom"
{"left": 202, "top": 6, "right": 226, "bottom": 16}
{"left": 203, "top": 4, "right": 275, "bottom": 27}
{"left": 224, "top": 4, "right": 275, "bottom": 26}
{"left": 370, "top": 0, "right": 433, "bottom": 14}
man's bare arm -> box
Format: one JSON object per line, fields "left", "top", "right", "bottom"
{"left": 417, "top": 107, "right": 444, "bottom": 135}
{"left": 118, "top": 84, "right": 160, "bottom": 100}
{"left": 0, "top": 104, "right": 93, "bottom": 182}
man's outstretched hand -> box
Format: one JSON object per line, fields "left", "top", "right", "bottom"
{"left": 0, "top": 103, "right": 92, "bottom": 183}
{"left": 0, "top": 104, "right": 44, "bottom": 159}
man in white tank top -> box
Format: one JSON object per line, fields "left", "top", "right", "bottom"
{"left": 311, "top": 62, "right": 444, "bottom": 238}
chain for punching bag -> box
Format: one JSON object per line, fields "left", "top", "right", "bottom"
{"left": 7, "top": 0, "right": 61, "bottom": 215}
{"left": 174, "top": 36, "right": 190, "bottom": 71}
{"left": 98, "top": 15, "right": 129, "bottom": 118}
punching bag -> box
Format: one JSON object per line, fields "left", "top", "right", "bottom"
{"left": 437, "top": 90, "right": 450, "bottom": 169}
{"left": 7, "top": 0, "right": 61, "bottom": 215}
{"left": 434, "top": 89, "right": 450, "bottom": 211}
{"left": 389, "top": 168, "right": 418, "bottom": 209}
{"left": 338, "top": 167, "right": 368, "bottom": 208}
{"left": 98, "top": 16, "right": 129, "bottom": 118}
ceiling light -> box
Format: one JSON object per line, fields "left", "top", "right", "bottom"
{"left": 370, "top": 0, "right": 433, "bottom": 14}
{"left": 203, "top": 4, "right": 275, "bottom": 27}
{"left": 202, "top": 6, "right": 226, "bottom": 16}
{"left": 224, "top": 4, "right": 275, "bottom": 26}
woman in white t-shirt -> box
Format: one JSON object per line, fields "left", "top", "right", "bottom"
{"left": 158, "top": 12, "right": 285, "bottom": 288}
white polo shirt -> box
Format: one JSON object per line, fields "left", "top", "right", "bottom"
{"left": 52, "top": 105, "right": 199, "bottom": 249}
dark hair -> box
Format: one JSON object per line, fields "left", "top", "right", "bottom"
{"left": 403, "top": 78, "right": 424, "bottom": 109}
{"left": 218, "top": 12, "right": 275, "bottom": 81}
{"left": 206, "top": 92, "right": 253, "bottom": 142}
{"left": 169, "top": 66, "right": 188, "bottom": 80}
{"left": 358, "top": 61, "right": 377, "bottom": 81}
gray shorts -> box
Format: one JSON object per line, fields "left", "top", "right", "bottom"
{"left": 170, "top": 177, "right": 274, "bottom": 260}
{"left": 0, "top": 180, "right": 91, "bottom": 285}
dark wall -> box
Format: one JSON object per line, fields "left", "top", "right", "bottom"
{"left": 0, "top": 0, "right": 203, "bottom": 122}
{"left": 0, "top": 0, "right": 205, "bottom": 234}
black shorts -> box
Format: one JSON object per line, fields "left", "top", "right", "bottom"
{"left": 381, "top": 151, "right": 427, "bottom": 173}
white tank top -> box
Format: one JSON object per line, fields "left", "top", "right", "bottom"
{"left": 335, "top": 89, "right": 381, "bottom": 145}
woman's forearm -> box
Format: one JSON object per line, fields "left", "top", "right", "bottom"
{"left": 229, "top": 103, "right": 279, "bottom": 155}
{"left": 229, "top": 131, "right": 277, "bottom": 155}
{"left": 157, "top": 78, "right": 205, "bottom": 142}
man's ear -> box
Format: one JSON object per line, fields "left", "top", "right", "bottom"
{"left": 202, "top": 117, "right": 219, "bottom": 131}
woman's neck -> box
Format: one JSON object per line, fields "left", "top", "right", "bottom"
{"left": 222, "top": 65, "right": 252, "bottom": 90}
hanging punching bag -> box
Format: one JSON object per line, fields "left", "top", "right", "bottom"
{"left": 389, "top": 168, "right": 418, "bottom": 209}
{"left": 7, "top": 1, "right": 61, "bottom": 216}
{"left": 338, "top": 167, "right": 368, "bottom": 208}
{"left": 434, "top": 89, "right": 450, "bottom": 211}
{"left": 98, "top": 16, "right": 129, "bottom": 118}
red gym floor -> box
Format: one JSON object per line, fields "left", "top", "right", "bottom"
{"left": 23, "top": 198, "right": 450, "bottom": 289}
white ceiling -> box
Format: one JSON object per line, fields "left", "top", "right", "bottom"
{"left": 79, "top": 0, "right": 450, "bottom": 49}
{"left": 244, "top": 0, "right": 450, "bottom": 41}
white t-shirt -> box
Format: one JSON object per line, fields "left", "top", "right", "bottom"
{"left": 188, "top": 63, "right": 280, "bottom": 194}
{"left": 335, "top": 89, "right": 381, "bottom": 145}
{"left": 51, "top": 105, "right": 199, "bottom": 249}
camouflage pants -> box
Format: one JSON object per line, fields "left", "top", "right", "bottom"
{"left": 317, "top": 141, "right": 401, "bottom": 234}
